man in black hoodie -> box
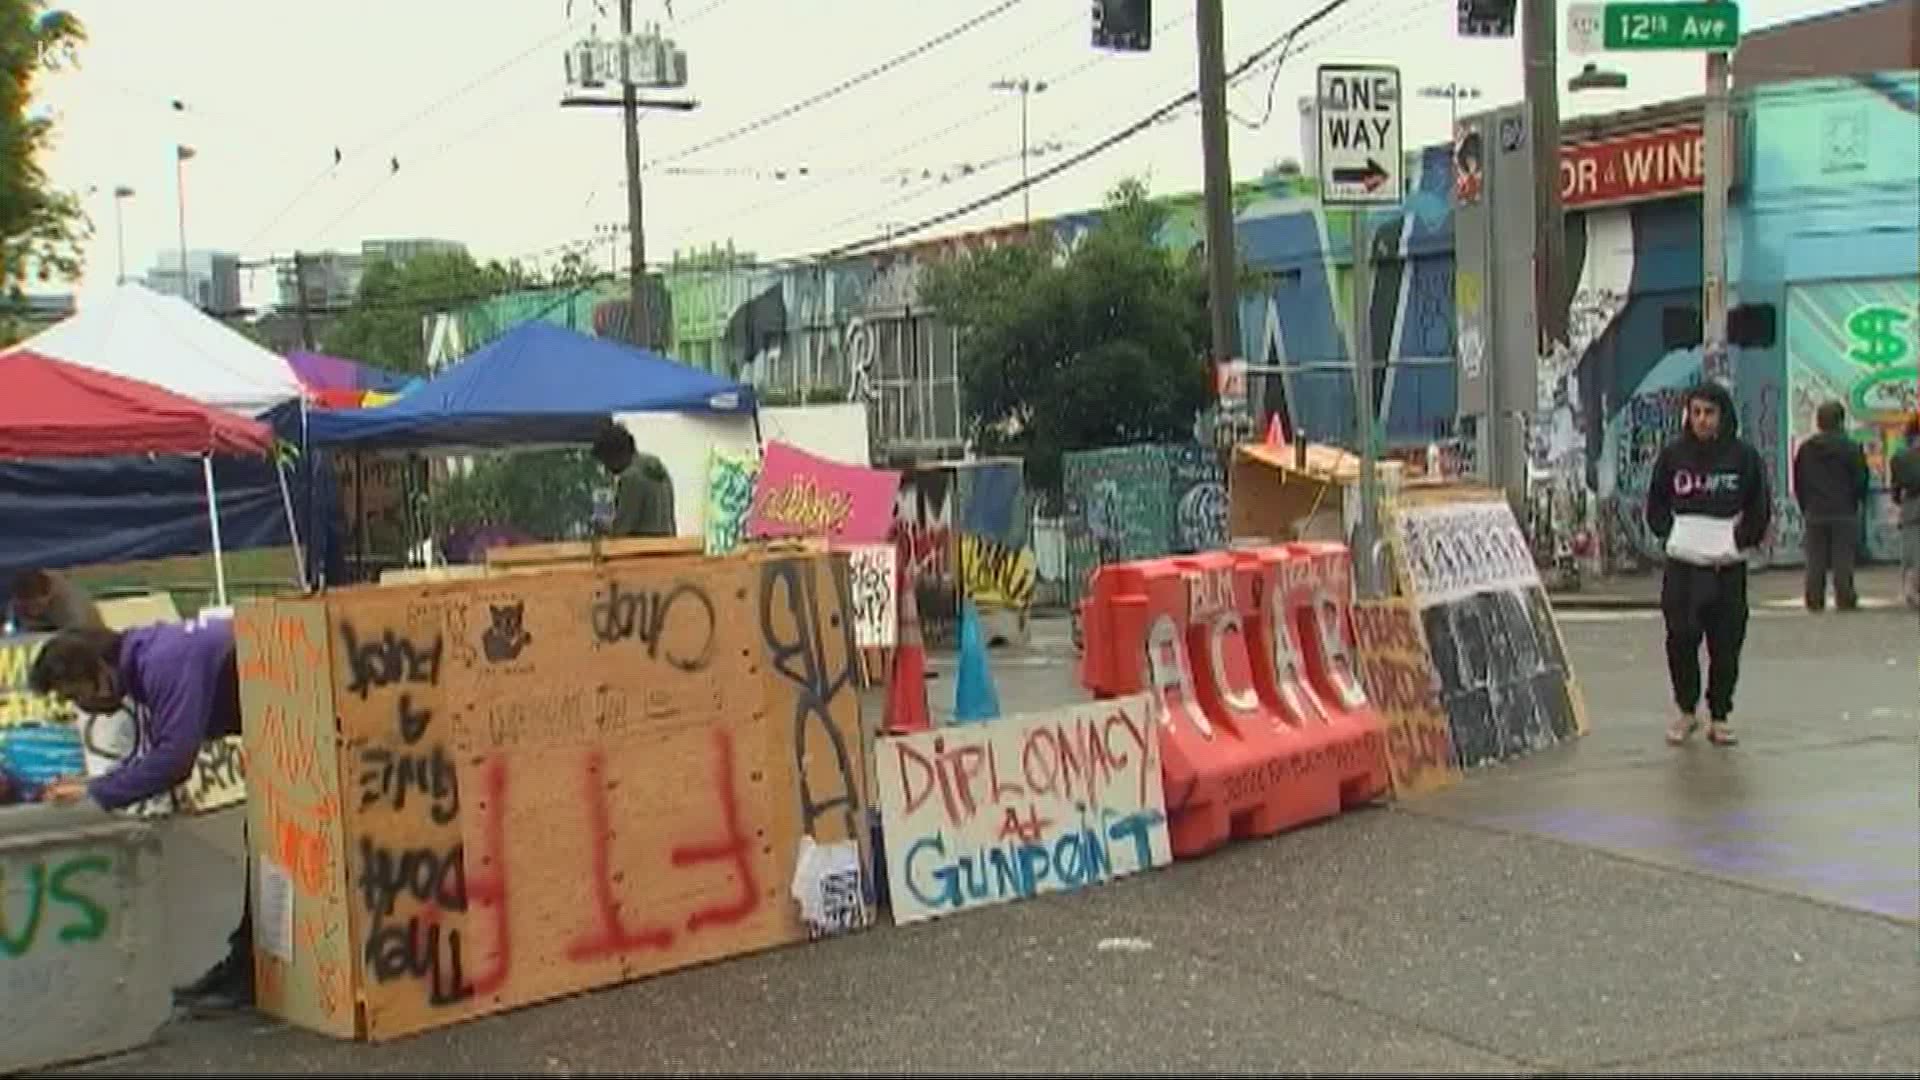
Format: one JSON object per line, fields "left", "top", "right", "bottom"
{"left": 591, "top": 419, "right": 677, "bottom": 538}
{"left": 1644, "top": 382, "right": 1772, "bottom": 747}
{"left": 1792, "top": 400, "right": 1870, "bottom": 612}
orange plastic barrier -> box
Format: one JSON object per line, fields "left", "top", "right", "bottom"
{"left": 1079, "top": 543, "right": 1389, "bottom": 858}
{"left": 1237, "top": 542, "right": 1391, "bottom": 806}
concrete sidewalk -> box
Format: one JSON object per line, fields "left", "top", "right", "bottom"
{"left": 1550, "top": 563, "right": 1911, "bottom": 610}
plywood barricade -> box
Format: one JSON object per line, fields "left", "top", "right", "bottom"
{"left": 1077, "top": 544, "right": 1389, "bottom": 859}
{"left": 234, "top": 549, "right": 872, "bottom": 1041}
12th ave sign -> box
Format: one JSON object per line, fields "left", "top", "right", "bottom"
{"left": 1603, "top": 1, "right": 1740, "bottom": 49}
{"left": 1317, "top": 64, "right": 1404, "bottom": 206}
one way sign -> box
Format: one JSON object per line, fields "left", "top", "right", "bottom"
{"left": 1317, "top": 64, "right": 1403, "bottom": 206}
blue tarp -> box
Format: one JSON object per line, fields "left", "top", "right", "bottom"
{"left": 0, "top": 400, "right": 347, "bottom": 589}
{"left": 306, "top": 321, "right": 757, "bottom": 450}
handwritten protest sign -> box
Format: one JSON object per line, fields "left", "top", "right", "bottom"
{"left": 747, "top": 441, "right": 899, "bottom": 544}
{"left": 876, "top": 694, "right": 1172, "bottom": 925}
{"left": 1349, "top": 599, "right": 1459, "bottom": 797}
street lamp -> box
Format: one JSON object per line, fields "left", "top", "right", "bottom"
{"left": 1418, "top": 82, "right": 1483, "bottom": 133}
{"left": 174, "top": 144, "right": 195, "bottom": 306}
{"left": 989, "top": 77, "right": 1048, "bottom": 227}
{"left": 1568, "top": 63, "right": 1628, "bottom": 91}
{"left": 112, "top": 185, "right": 133, "bottom": 285}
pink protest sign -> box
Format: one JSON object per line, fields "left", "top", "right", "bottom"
{"left": 747, "top": 440, "right": 901, "bottom": 544}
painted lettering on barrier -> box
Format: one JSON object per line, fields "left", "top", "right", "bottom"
{"left": 1217, "top": 739, "right": 1379, "bottom": 805}
{"left": 339, "top": 615, "right": 480, "bottom": 1017}
{"left": 959, "top": 533, "right": 1037, "bottom": 610}
{"left": 901, "top": 809, "right": 1165, "bottom": 911}
{"left": 877, "top": 695, "right": 1172, "bottom": 925}
{"left": 0, "top": 851, "right": 111, "bottom": 959}
{"left": 588, "top": 580, "right": 717, "bottom": 672}
{"left": 759, "top": 558, "right": 862, "bottom": 840}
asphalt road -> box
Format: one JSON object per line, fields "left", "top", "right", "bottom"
{"left": 52, "top": 605, "right": 1920, "bottom": 1075}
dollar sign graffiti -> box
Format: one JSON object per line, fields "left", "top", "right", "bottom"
{"left": 1845, "top": 305, "right": 1913, "bottom": 369}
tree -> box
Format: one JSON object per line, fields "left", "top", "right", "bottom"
{"left": 920, "top": 177, "right": 1212, "bottom": 496}
{"left": 1, "top": 2, "right": 88, "bottom": 343}
{"left": 321, "top": 249, "right": 531, "bottom": 374}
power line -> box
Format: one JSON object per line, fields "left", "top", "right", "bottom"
{"left": 813, "top": 0, "right": 1358, "bottom": 260}
{"left": 654, "top": 3, "right": 1196, "bottom": 253}
{"left": 641, "top": 0, "right": 1029, "bottom": 170}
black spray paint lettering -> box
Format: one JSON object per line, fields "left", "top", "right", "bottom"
{"left": 188, "top": 739, "right": 246, "bottom": 798}
{"left": 340, "top": 625, "right": 443, "bottom": 699}
{"left": 590, "top": 580, "right": 716, "bottom": 672}
{"left": 357, "top": 692, "right": 459, "bottom": 823}
{"left": 759, "top": 559, "right": 862, "bottom": 838}
{"left": 356, "top": 838, "right": 474, "bottom": 1006}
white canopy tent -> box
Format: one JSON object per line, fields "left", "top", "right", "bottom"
{"left": 17, "top": 283, "right": 304, "bottom": 417}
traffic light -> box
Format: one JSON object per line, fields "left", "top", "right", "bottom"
{"left": 1457, "top": 0, "right": 1518, "bottom": 37}
{"left": 1092, "top": 0, "right": 1151, "bottom": 52}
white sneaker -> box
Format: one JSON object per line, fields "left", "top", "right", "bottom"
{"left": 1666, "top": 713, "right": 1701, "bottom": 745}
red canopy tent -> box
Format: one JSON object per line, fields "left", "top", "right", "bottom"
{"left": 0, "top": 349, "right": 272, "bottom": 458}
{"left": 0, "top": 349, "right": 282, "bottom": 605}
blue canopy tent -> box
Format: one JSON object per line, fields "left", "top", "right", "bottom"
{"left": 306, "top": 321, "right": 757, "bottom": 449}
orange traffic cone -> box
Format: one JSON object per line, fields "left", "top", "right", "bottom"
{"left": 1265, "top": 411, "right": 1289, "bottom": 448}
{"left": 884, "top": 560, "right": 931, "bottom": 735}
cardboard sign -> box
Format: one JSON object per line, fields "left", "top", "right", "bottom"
{"left": 1350, "top": 599, "right": 1460, "bottom": 797}
{"left": 876, "top": 694, "right": 1171, "bottom": 925}
{"left": 748, "top": 441, "right": 900, "bottom": 544}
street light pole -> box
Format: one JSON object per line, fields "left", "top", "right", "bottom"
{"left": 174, "top": 145, "right": 194, "bottom": 306}
{"left": 991, "top": 78, "right": 1047, "bottom": 226}
{"left": 111, "top": 185, "right": 133, "bottom": 285}
{"left": 1701, "top": 48, "right": 1731, "bottom": 383}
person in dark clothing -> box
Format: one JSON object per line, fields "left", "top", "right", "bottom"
{"left": 6, "top": 569, "right": 106, "bottom": 633}
{"left": 1792, "top": 400, "right": 1871, "bottom": 611}
{"left": 590, "top": 419, "right": 676, "bottom": 538}
{"left": 1644, "top": 382, "right": 1772, "bottom": 747}
{"left": 1891, "top": 415, "right": 1920, "bottom": 610}
{"left": 31, "top": 617, "right": 253, "bottom": 1009}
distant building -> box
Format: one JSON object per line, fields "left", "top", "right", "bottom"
{"left": 276, "top": 250, "right": 365, "bottom": 310}
{"left": 145, "top": 250, "right": 242, "bottom": 313}
{"left": 1733, "top": 0, "right": 1917, "bottom": 90}
{"left": 361, "top": 237, "right": 467, "bottom": 265}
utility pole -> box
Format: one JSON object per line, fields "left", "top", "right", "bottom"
{"left": 1515, "top": 0, "right": 1564, "bottom": 510}
{"left": 292, "top": 251, "right": 316, "bottom": 351}
{"left": 1701, "top": 47, "right": 1731, "bottom": 383}
{"left": 619, "top": 0, "right": 651, "bottom": 349}
{"left": 175, "top": 145, "right": 194, "bottom": 307}
{"left": 1196, "top": 0, "right": 1241, "bottom": 381}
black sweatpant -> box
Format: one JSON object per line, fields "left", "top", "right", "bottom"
{"left": 1661, "top": 561, "right": 1749, "bottom": 722}
{"left": 1803, "top": 515, "right": 1859, "bottom": 610}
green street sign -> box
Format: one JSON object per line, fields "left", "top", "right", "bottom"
{"left": 1603, "top": 2, "right": 1740, "bottom": 49}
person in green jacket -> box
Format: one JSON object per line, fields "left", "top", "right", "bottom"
{"left": 590, "top": 420, "right": 676, "bottom": 538}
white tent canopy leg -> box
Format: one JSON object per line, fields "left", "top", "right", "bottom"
{"left": 275, "top": 460, "right": 309, "bottom": 592}
{"left": 201, "top": 455, "right": 229, "bottom": 609}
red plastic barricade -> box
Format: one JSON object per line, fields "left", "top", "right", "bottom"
{"left": 1079, "top": 548, "right": 1367, "bottom": 858}
{"left": 1234, "top": 542, "right": 1391, "bottom": 807}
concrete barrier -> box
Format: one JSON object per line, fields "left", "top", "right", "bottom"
{"left": 1, "top": 808, "right": 171, "bottom": 1075}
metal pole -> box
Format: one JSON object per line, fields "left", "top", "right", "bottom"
{"left": 113, "top": 192, "right": 127, "bottom": 285}
{"left": 620, "top": 0, "right": 649, "bottom": 348}
{"left": 1523, "top": 0, "right": 1567, "bottom": 353}
{"left": 202, "top": 456, "right": 229, "bottom": 608}
{"left": 1019, "top": 84, "right": 1031, "bottom": 226}
{"left": 1351, "top": 211, "right": 1380, "bottom": 597}
{"left": 1702, "top": 48, "right": 1731, "bottom": 383}
{"left": 175, "top": 154, "right": 190, "bottom": 306}
{"left": 1196, "top": 0, "right": 1241, "bottom": 373}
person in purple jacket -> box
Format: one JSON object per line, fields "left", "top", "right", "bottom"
{"left": 31, "top": 617, "right": 253, "bottom": 1009}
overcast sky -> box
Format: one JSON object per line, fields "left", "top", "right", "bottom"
{"left": 33, "top": 0, "right": 1858, "bottom": 305}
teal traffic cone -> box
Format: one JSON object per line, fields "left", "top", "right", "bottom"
{"left": 952, "top": 599, "right": 1002, "bottom": 725}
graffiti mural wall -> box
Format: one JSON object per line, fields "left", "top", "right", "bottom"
{"left": 1737, "top": 72, "right": 1920, "bottom": 565}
